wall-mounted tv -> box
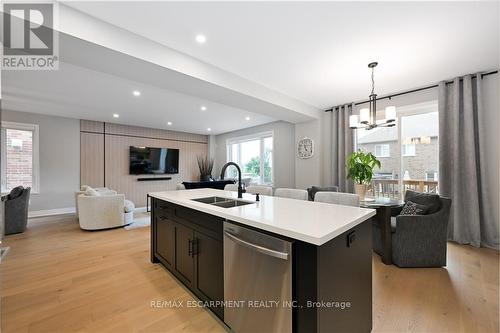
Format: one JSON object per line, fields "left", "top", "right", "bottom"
{"left": 129, "top": 146, "right": 179, "bottom": 175}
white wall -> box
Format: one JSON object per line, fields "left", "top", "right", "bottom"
{"left": 214, "top": 121, "right": 295, "bottom": 188}
{"left": 2, "top": 110, "right": 80, "bottom": 212}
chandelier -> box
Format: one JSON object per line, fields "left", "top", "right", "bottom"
{"left": 349, "top": 62, "right": 396, "bottom": 130}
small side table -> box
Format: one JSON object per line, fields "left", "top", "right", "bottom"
{"left": 361, "top": 197, "right": 404, "bottom": 265}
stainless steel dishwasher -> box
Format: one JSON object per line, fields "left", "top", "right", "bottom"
{"left": 223, "top": 222, "right": 292, "bottom": 333}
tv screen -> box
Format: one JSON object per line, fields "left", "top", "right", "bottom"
{"left": 129, "top": 146, "right": 179, "bottom": 175}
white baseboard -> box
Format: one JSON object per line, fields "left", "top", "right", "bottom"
{"left": 29, "top": 207, "right": 76, "bottom": 218}
{"left": 134, "top": 206, "right": 149, "bottom": 213}
{"left": 28, "top": 206, "right": 148, "bottom": 218}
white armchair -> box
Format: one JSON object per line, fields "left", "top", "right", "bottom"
{"left": 75, "top": 186, "right": 117, "bottom": 218}
{"left": 77, "top": 192, "right": 135, "bottom": 230}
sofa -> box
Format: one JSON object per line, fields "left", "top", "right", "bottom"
{"left": 2, "top": 186, "right": 31, "bottom": 235}
{"left": 373, "top": 190, "right": 452, "bottom": 267}
{"left": 76, "top": 186, "right": 135, "bottom": 230}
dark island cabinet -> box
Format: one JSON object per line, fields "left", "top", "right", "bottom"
{"left": 174, "top": 222, "right": 195, "bottom": 287}
{"left": 155, "top": 216, "right": 175, "bottom": 269}
{"left": 151, "top": 198, "right": 224, "bottom": 320}
{"left": 194, "top": 230, "right": 224, "bottom": 318}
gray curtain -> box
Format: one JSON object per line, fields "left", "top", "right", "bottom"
{"left": 331, "top": 103, "right": 354, "bottom": 192}
{"left": 439, "top": 74, "right": 498, "bottom": 248}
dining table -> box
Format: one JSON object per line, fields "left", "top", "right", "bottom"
{"left": 360, "top": 197, "right": 405, "bottom": 265}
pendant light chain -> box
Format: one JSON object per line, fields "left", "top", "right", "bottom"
{"left": 348, "top": 62, "right": 396, "bottom": 130}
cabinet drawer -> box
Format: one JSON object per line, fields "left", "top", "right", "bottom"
{"left": 154, "top": 200, "right": 175, "bottom": 216}
{"left": 175, "top": 206, "right": 223, "bottom": 235}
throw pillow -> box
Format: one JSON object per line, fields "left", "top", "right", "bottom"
{"left": 85, "top": 188, "right": 100, "bottom": 196}
{"left": 404, "top": 190, "right": 441, "bottom": 214}
{"left": 400, "top": 201, "right": 429, "bottom": 215}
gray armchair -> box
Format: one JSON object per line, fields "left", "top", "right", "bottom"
{"left": 3, "top": 186, "right": 31, "bottom": 235}
{"left": 307, "top": 185, "right": 339, "bottom": 201}
{"left": 374, "top": 190, "right": 452, "bottom": 268}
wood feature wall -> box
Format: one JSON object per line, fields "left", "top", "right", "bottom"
{"left": 80, "top": 132, "right": 105, "bottom": 188}
{"left": 80, "top": 120, "right": 208, "bottom": 207}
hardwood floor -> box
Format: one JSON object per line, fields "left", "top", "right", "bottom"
{"left": 1, "top": 215, "right": 498, "bottom": 333}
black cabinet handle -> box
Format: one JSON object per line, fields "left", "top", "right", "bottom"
{"left": 193, "top": 238, "right": 199, "bottom": 256}
{"left": 188, "top": 239, "right": 193, "bottom": 256}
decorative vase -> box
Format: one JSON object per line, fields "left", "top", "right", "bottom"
{"left": 200, "top": 175, "right": 212, "bottom": 182}
{"left": 354, "top": 183, "right": 367, "bottom": 201}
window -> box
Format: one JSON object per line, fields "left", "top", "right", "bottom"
{"left": 1, "top": 122, "right": 39, "bottom": 193}
{"left": 374, "top": 144, "right": 390, "bottom": 157}
{"left": 355, "top": 102, "right": 439, "bottom": 199}
{"left": 425, "top": 171, "right": 438, "bottom": 181}
{"left": 226, "top": 132, "right": 273, "bottom": 185}
{"left": 402, "top": 144, "right": 416, "bottom": 156}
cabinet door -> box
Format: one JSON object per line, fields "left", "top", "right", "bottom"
{"left": 175, "top": 223, "right": 195, "bottom": 287}
{"left": 195, "top": 231, "right": 224, "bottom": 319}
{"left": 155, "top": 216, "right": 175, "bottom": 268}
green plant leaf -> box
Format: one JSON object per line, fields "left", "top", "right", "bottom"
{"left": 346, "top": 149, "right": 381, "bottom": 184}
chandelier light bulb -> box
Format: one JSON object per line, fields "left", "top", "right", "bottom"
{"left": 349, "top": 115, "right": 359, "bottom": 129}
{"left": 385, "top": 106, "right": 396, "bottom": 122}
{"left": 359, "top": 108, "right": 370, "bottom": 124}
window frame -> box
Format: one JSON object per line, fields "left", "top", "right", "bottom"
{"left": 1, "top": 121, "right": 40, "bottom": 193}
{"left": 374, "top": 144, "right": 390, "bottom": 158}
{"left": 226, "top": 131, "right": 274, "bottom": 185}
{"left": 354, "top": 101, "right": 439, "bottom": 199}
{"left": 402, "top": 144, "right": 416, "bottom": 157}
{"left": 397, "top": 101, "right": 438, "bottom": 196}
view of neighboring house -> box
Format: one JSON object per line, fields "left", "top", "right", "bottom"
{"left": 357, "top": 107, "right": 439, "bottom": 197}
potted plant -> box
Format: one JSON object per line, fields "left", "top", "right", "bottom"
{"left": 197, "top": 156, "right": 214, "bottom": 182}
{"left": 346, "top": 150, "right": 381, "bottom": 200}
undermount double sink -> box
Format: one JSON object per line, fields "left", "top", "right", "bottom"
{"left": 191, "top": 196, "right": 254, "bottom": 208}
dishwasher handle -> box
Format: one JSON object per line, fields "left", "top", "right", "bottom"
{"left": 224, "top": 231, "right": 289, "bottom": 260}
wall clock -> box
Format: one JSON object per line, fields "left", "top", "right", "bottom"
{"left": 297, "top": 137, "right": 314, "bottom": 159}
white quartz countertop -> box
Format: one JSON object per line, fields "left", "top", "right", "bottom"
{"left": 148, "top": 189, "right": 376, "bottom": 246}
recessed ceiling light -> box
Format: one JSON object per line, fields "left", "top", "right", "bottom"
{"left": 245, "top": 116, "right": 251, "bottom": 121}
{"left": 167, "top": 121, "right": 172, "bottom": 126}
{"left": 195, "top": 34, "right": 206, "bottom": 44}
{"left": 132, "top": 90, "right": 141, "bottom": 96}
{"left": 113, "top": 114, "right": 119, "bottom": 118}
{"left": 200, "top": 106, "right": 207, "bottom": 111}
{"left": 207, "top": 128, "right": 212, "bottom": 132}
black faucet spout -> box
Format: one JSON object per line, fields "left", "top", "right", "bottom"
{"left": 220, "top": 162, "right": 244, "bottom": 198}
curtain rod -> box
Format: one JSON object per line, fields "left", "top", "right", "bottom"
{"left": 325, "top": 70, "right": 498, "bottom": 112}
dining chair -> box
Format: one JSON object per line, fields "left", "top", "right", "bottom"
{"left": 246, "top": 185, "right": 273, "bottom": 196}
{"left": 274, "top": 188, "right": 308, "bottom": 200}
{"left": 314, "top": 191, "right": 360, "bottom": 207}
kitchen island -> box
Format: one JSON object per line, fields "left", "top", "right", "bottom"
{"left": 149, "top": 188, "right": 376, "bottom": 333}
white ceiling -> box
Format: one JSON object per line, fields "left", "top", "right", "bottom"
{"left": 2, "top": 59, "right": 276, "bottom": 135}
{"left": 67, "top": 1, "right": 499, "bottom": 108}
